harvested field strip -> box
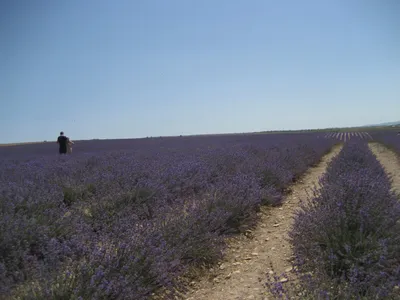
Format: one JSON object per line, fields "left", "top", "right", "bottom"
{"left": 323, "top": 132, "right": 372, "bottom": 141}
{"left": 182, "top": 145, "right": 343, "bottom": 300}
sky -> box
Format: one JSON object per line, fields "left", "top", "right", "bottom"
{"left": 1, "top": 0, "right": 399, "bottom": 143}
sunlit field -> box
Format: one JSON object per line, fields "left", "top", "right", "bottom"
{"left": 1, "top": 131, "right": 399, "bottom": 299}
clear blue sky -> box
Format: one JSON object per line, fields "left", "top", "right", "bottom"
{"left": 1, "top": 0, "right": 399, "bottom": 143}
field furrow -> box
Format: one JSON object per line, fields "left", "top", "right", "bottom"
{"left": 181, "top": 145, "right": 343, "bottom": 300}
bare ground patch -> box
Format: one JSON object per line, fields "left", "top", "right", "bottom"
{"left": 369, "top": 143, "right": 400, "bottom": 194}
{"left": 179, "top": 145, "right": 343, "bottom": 300}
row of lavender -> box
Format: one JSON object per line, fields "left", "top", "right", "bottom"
{"left": 371, "top": 131, "right": 400, "bottom": 154}
{"left": 0, "top": 134, "right": 337, "bottom": 299}
{"left": 268, "top": 140, "right": 400, "bottom": 299}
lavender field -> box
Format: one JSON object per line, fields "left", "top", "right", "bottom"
{"left": 0, "top": 133, "right": 339, "bottom": 299}
{"left": 2, "top": 132, "right": 400, "bottom": 299}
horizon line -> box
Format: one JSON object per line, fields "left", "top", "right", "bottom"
{"left": 2, "top": 124, "right": 399, "bottom": 146}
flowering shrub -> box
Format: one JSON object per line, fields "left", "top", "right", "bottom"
{"left": 268, "top": 140, "right": 400, "bottom": 299}
{"left": 0, "top": 134, "right": 337, "bottom": 299}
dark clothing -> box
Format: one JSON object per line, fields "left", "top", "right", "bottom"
{"left": 57, "top": 135, "right": 68, "bottom": 154}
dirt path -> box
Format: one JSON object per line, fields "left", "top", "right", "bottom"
{"left": 182, "top": 145, "right": 343, "bottom": 300}
{"left": 369, "top": 143, "right": 400, "bottom": 194}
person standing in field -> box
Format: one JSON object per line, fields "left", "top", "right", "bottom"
{"left": 66, "top": 137, "right": 74, "bottom": 154}
{"left": 57, "top": 131, "right": 68, "bottom": 155}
